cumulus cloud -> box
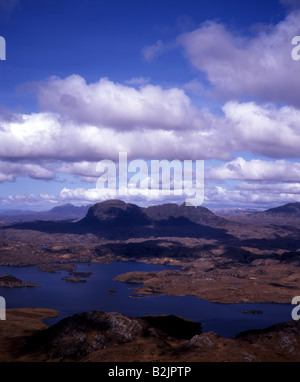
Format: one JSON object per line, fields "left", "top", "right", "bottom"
{"left": 2, "top": 97, "right": 300, "bottom": 166}
{"left": 0, "top": 192, "right": 57, "bottom": 208}
{"left": 0, "top": 161, "right": 53, "bottom": 183}
{"left": 58, "top": 161, "right": 99, "bottom": 178}
{"left": 0, "top": 75, "right": 239, "bottom": 162}
{"left": 222, "top": 101, "right": 300, "bottom": 158}
{"left": 58, "top": 186, "right": 193, "bottom": 205}
{"left": 178, "top": 11, "right": 300, "bottom": 106}
{"left": 3, "top": 78, "right": 300, "bottom": 170}
{"left": 2, "top": 72, "right": 300, "bottom": 208}
{"left": 207, "top": 157, "right": 300, "bottom": 182}
{"left": 32, "top": 75, "right": 206, "bottom": 132}
{"left": 204, "top": 181, "right": 300, "bottom": 208}
{"left": 0, "top": 111, "right": 231, "bottom": 161}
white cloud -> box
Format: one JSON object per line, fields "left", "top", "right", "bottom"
{"left": 2, "top": 97, "right": 300, "bottom": 167}
{"left": 0, "top": 73, "right": 237, "bottom": 162}
{"left": 204, "top": 181, "right": 300, "bottom": 208}
{"left": 0, "top": 161, "right": 53, "bottom": 183}
{"left": 1, "top": 192, "right": 57, "bottom": 208}
{"left": 178, "top": 11, "right": 300, "bottom": 106}
{"left": 58, "top": 161, "right": 99, "bottom": 178}
{"left": 33, "top": 75, "right": 206, "bottom": 132}
{"left": 7, "top": 76, "right": 296, "bottom": 163}
{"left": 2, "top": 73, "right": 300, "bottom": 208}
{"left": 222, "top": 101, "right": 300, "bottom": 158}
{"left": 59, "top": 187, "right": 170, "bottom": 205}
{"left": 3, "top": 77, "right": 300, "bottom": 188}
{"left": 0, "top": 111, "right": 230, "bottom": 161}
{"left": 207, "top": 158, "right": 300, "bottom": 182}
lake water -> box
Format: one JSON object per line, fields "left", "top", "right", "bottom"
{"left": 0, "top": 261, "right": 293, "bottom": 338}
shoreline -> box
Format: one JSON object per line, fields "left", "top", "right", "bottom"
{"left": 0, "top": 258, "right": 297, "bottom": 304}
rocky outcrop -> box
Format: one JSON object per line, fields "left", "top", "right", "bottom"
{"left": 22, "top": 311, "right": 202, "bottom": 360}
{"left": 37, "top": 264, "right": 77, "bottom": 273}
{"left": 186, "top": 331, "right": 220, "bottom": 350}
{"left": 180, "top": 321, "right": 300, "bottom": 362}
{"left": 0, "top": 275, "right": 39, "bottom": 288}
{"left": 236, "top": 320, "right": 300, "bottom": 359}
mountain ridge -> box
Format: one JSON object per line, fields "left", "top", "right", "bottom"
{"left": 0, "top": 203, "right": 91, "bottom": 223}
{"left": 79, "top": 199, "right": 228, "bottom": 228}
{"left": 224, "top": 202, "right": 300, "bottom": 227}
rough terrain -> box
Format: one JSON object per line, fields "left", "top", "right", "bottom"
{"left": 0, "top": 200, "right": 299, "bottom": 304}
{"left": 0, "top": 200, "right": 300, "bottom": 362}
{"left": 0, "top": 308, "right": 299, "bottom": 362}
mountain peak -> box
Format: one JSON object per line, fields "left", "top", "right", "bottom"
{"left": 93, "top": 199, "right": 127, "bottom": 208}
{"left": 83, "top": 200, "right": 150, "bottom": 226}
{"left": 50, "top": 203, "right": 74, "bottom": 212}
{"left": 263, "top": 202, "right": 300, "bottom": 215}
{"left": 79, "top": 199, "right": 227, "bottom": 228}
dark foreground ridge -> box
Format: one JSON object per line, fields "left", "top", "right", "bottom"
{"left": 4, "top": 309, "right": 297, "bottom": 362}
{"left": 22, "top": 311, "right": 202, "bottom": 361}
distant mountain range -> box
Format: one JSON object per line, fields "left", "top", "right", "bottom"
{"left": 2, "top": 200, "right": 300, "bottom": 234}
{"left": 225, "top": 202, "right": 300, "bottom": 227}
{"left": 212, "top": 207, "right": 261, "bottom": 215}
{"left": 0, "top": 203, "right": 91, "bottom": 223}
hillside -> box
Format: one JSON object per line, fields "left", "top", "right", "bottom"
{"left": 224, "top": 202, "right": 300, "bottom": 227}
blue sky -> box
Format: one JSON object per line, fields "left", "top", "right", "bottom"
{"left": 1, "top": 0, "right": 284, "bottom": 107}
{"left": 1, "top": 0, "right": 300, "bottom": 210}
